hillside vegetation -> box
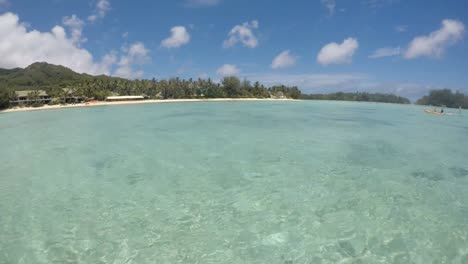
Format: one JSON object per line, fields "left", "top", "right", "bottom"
{"left": 0, "top": 62, "right": 301, "bottom": 109}
{"left": 0, "top": 62, "right": 123, "bottom": 90}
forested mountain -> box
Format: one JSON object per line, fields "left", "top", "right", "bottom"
{"left": 0, "top": 62, "right": 122, "bottom": 90}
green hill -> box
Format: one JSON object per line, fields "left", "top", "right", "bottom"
{"left": 0, "top": 62, "right": 121, "bottom": 91}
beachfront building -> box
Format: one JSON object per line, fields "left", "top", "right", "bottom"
{"left": 61, "top": 88, "right": 85, "bottom": 104}
{"left": 10, "top": 90, "right": 52, "bottom": 105}
{"left": 9, "top": 88, "right": 86, "bottom": 105}
{"left": 105, "top": 95, "right": 148, "bottom": 102}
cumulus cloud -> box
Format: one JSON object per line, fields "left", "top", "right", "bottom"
{"left": 404, "top": 19, "right": 465, "bottom": 59}
{"left": 88, "top": 0, "right": 111, "bottom": 22}
{"left": 99, "top": 51, "right": 118, "bottom": 72}
{"left": 317, "top": 38, "right": 359, "bottom": 65}
{"left": 184, "top": 0, "right": 221, "bottom": 7}
{"left": 0, "top": 12, "right": 112, "bottom": 74}
{"left": 217, "top": 64, "right": 240, "bottom": 76}
{"left": 271, "top": 50, "right": 297, "bottom": 69}
{"left": 223, "top": 20, "right": 259, "bottom": 48}
{"left": 115, "top": 42, "right": 151, "bottom": 79}
{"left": 161, "top": 26, "right": 190, "bottom": 48}
{"left": 62, "top": 15, "right": 86, "bottom": 45}
{"left": 369, "top": 47, "right": 401, "bottom": 59}
{"left": 0, "top": 12, "right": 150, "bottom": 79}
{"left": 321, "top": 0, "right": 336, "bottom": 16}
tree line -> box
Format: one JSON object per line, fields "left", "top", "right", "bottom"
{"left": 2, "top": 63, "right": 467, "bottom": 110}
{"left": 65, "top": 76, "right": 301, "bottom": 101}
{"left": 300, "top": 92, "right": 411, "bottom": 104}
{"left": 416, "top": 89, "right": 468, "bottom": 109}
{"left": 0, "top": 62, "right": 301, "bottom": 109}
{"left": 0, "top": 76, "right": 302, "bottom": 109}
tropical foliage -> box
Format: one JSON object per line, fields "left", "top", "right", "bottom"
{"left": 0, "top": 63, "right": 302, "bottom": 109}
{"left": 416, "top": 89, "right": 468, "bottom": 109}
{"left": 0, "top": 90, "right": 11, "bottom": 110}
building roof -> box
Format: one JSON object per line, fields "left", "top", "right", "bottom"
{"left": 15, "top": 90, "right": 49, "bottom": 97}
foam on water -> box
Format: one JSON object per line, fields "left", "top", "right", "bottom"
{"left": 1, "top": 101, "right": 467, "bottom": 263}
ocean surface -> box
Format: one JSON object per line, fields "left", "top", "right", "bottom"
{"left": 0, "top": 101, "right": 467, "bottom": 263}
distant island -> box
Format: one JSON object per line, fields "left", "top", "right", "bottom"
{"left": 300, "top": 92, "right": 411, "bottom": 104}
{"left": 416, "top": 89, "right": 468, "bottom": 109}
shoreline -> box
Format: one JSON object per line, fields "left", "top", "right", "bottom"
{"left": 1, "top": 98, "right": 295, "bottom": 114}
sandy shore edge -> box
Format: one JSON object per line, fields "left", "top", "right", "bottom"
{"left": 1, "top": 98, "right": 295, "bottom": 113}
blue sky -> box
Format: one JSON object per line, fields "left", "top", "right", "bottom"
{"left": 0, "top": 0, "right": 467, "bottom": 99}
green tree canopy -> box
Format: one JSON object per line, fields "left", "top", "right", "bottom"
{"left": 0, "top": 62, "right": 305, "bottom": 110}
{"left": 222, "top": 76, "right": 242, "bottom": 98}
{"left": 416, "top": 89, "right": 468, "bottom": 109}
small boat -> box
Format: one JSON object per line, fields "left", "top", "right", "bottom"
{"left": 424, "top": 110, "right": 444, "bottom": 115}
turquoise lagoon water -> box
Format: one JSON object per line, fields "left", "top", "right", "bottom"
{"left": 0, "top": 101, "right": 467, "bottom": 263}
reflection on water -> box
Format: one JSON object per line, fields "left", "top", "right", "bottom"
{"left": 0, "top": 101, "right": 468, "bottom": 263}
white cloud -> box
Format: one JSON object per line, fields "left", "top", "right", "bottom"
{"left": 184, "top": 0, "right": 221, "bottom": 7}
{"left": 317, "top": 38, "right": 359, "bottom": 65}
{"left": 100, "top": 51, "right": 118, "bottom": 71}
{"left": 404, "top": 19, "right": 465, "bottom": 59}
{"left": 223, "top": 20, "right": 259, "bottom": 48}
{"left": 62, "top": 15, "right": 86, "bottom": 45}
{"left": 217, "top": 64, "right": 240, "bottom": 76}
{"left": 198, "top": 73, "right": 209, "bottom": 79}
{"left": 161, "top": 26, "right": 190, "bottom": 48}
{"left": 114, "top": 67, "right": 143, "bottom": 79}
{"left": 271, "top": 50, "right": 297, "bottom": 69}
{"left": 88, "top": 0, "right": 111, "bottom": 22}
{"left": 115, "top": 42, "right": 151, "bottom": 79}
{"left": 0, "top": 12, "right": 150, "bottom": 79}
{"left": 395, "top": 25, "right": 408, "bottom": 33}
{"left": 369, "top": 47, "right": 401, "bottom": 59}
{"left": 0, "top": 12, "right": 111, "bottom": 75}
{"left": 88, "top": 15, "right": 98, "bottom": 22}
{"left": 321, "top": 0, "right": 336, "bottom": 16}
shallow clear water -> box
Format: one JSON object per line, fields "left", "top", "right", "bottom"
{"left": 1, "top": 101, "right": 467, "bottom": 263}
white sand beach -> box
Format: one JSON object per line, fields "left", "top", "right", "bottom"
{"left": 1, "top": 98, "right": 294, "bottom": 113}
